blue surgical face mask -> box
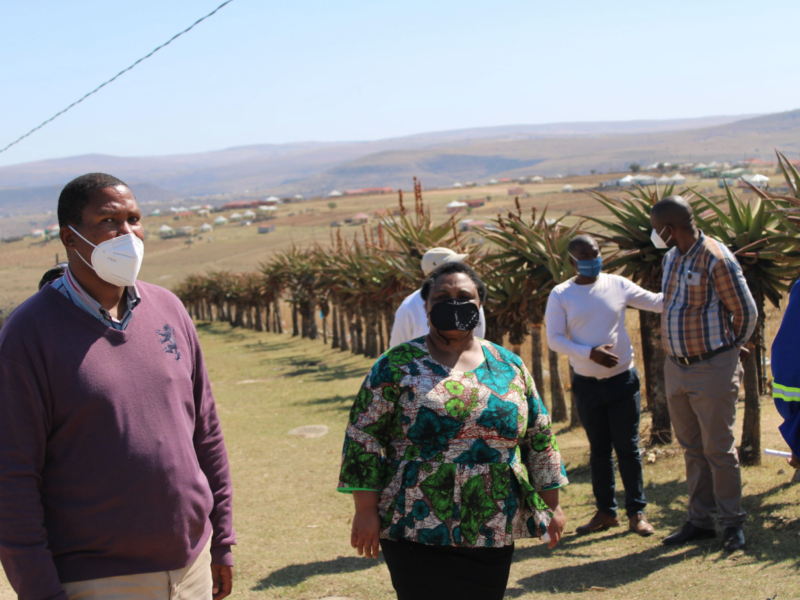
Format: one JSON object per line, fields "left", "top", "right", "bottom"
{"left": 569, "top": 253, "right": 603, "bottom": 277}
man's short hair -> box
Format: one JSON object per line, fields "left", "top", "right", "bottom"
{"left": 567, "top": 234, "right": 597, "bottom": 255}
{"left": 57, "top": 173, "right": 129, "bottom": 228}
{"left": 420, "top": 262, "right": 488, "bottom": 303}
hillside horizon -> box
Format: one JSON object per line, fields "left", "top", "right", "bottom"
{"left": 1, "top": 110, "right": 797, "bottom": 217}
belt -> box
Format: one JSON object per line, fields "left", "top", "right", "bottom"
{"left": 671, "top": 345, "right": 733, "bottom": 366}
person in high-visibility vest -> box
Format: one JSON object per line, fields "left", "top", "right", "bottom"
{"left": 771, "top": 280, "right": 800, "bottom": 470}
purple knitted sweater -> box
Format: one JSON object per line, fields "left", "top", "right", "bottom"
{"left": 0, "top": 282, "right": 234, "bottom": 600}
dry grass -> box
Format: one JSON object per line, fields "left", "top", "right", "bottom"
{"left": 2, "top": 322, "right": 797, "bottom": 600}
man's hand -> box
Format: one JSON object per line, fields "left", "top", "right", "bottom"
{"left": 546, "top": 505, "right": 566, "bottom": 549}
{"left": 590, "top": 344, "right": 619, "bottom": 368}
{"left": 211, "top": 564, "right": 233, "bottom": 600}
{"left": 738, "top": 346, "right": 751, "bottom": 362}
{"left": 351, "top": 509, "right": 381, "bottom": 558}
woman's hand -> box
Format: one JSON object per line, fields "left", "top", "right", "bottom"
{"left": 538, "top": 488, "right": 565, "bottom": 549}
{"left": 351, "top": 509, "right": 381, "bottom": 558}
{"left": 546, "top": 505, "right": 566, "bottom": 549}
{"left": 351, "top": 490, "right": 381, "bottom": 558}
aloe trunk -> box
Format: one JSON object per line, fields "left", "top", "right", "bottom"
{"left": 339, "top": 307, "right": 349, "bottom": 352}
{"left": 638, "top": 309, "right": 671, "bottom": 444}
{"left": 364, "top": 307, "right": 380, "bottom": 358}
{"left": 307, "top": 299, "right": 318, "bottom": 341}
{"left": 354, "top": 313, "right": 364, "bottom": 356}
{"left": 549, "top": 348, "right": 568, "bottom": 422}
{"left": 331, "top": 305, "right": 340, "bottom": 348}
{"left": 529, "top": 324, "right": 546, "bottom": 410}
{"left": 740, "top": 280, "right": 764, "bottom": 467}
{"left": 378, "top": 312, "right": 386, "bottom": 355}
{"left": 273, "top": 297, "right": 283, "bottom": 334}
{"left": 569, "top": 365, "right": 581, "bottom": 428}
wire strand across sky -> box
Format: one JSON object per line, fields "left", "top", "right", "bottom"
{"left": 0, "top": 0, "right": 236, "bottom": 156}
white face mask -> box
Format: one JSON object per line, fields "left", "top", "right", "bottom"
{"left": 69, "top": 226, "right": 144, "bottom": 287}
{"left": 650, "top": 227, "right": 672, "bottom": 249}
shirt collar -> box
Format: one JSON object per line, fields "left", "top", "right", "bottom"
{"left": 63, "top": 267, "right": 140, "bottom": 321}
{"left": 679, "top": 230, "right": 705, "bottom": 260}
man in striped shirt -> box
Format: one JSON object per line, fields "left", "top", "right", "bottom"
{"left": 650, "top": 196, "right": 756, "bottom": 552}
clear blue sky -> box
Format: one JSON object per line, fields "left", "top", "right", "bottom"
{"left": 1, "top": 0, "right": 798, "bottom": 167}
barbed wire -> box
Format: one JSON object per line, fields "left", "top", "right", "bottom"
{"left": 0, "top": 0, "right": 236, "bottom": 156}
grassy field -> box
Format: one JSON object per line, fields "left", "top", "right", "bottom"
{"left": 1, "top": 322, "right": 797, "bottom": 600}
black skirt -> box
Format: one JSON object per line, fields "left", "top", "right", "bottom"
{"left": 380, "top": 539, "right": 514, "bottom": 600}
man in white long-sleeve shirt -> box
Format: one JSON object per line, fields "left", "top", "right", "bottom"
{"left": 545, "top": 235, "right": 663, "bottom": 537}
{"left": 389, "top": 247, "right": 486, "bottom": 347}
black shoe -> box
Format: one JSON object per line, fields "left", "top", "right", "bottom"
{"left": 662, "top": 522, "right": 716, "bottom": 546}
{"left": 722, "top": 527, "right": 745, "bottom": 552}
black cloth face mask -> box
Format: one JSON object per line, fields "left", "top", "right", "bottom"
{"left": 429, "top": 299, "right": 480, "bottom": 333}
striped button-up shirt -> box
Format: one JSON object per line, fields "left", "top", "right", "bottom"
{"left": 51, "top": 267, "right": 141, "bottom": 331}
{"left": 661, "top": 231, "right": 757, "bottom": 358}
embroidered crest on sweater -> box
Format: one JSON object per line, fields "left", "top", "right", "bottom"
{"left": 156, "top": 324, "right": 181, "bottom": 360}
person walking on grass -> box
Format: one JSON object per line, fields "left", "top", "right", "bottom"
{"left": 650, "top": 195, "right": 756, "bottom": 552}
{"left": 0, "top": 173, "right": 235, "bottom": 600}
{"left": 339, "top": 262, "right": 567, "bottom": 600}
{"left": 545, "top": 234, "right": 662, "bottom": 538}
{"left": 388, "top": 247, "right": 486, "bottom": 347}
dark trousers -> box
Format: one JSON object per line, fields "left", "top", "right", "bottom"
{"left": 380, "top": 539, "right": 514, "bottom": 600}
{"left": 573, "top": 367, "right": 647, "bottom": 517}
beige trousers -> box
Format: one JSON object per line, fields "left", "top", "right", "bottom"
{"left": 665, "top": 346, "right": 746, "bottom": 529}
{"left": 61, "top": 539, "right": 212, "bottom": 600}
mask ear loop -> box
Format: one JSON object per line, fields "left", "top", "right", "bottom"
{"left": 68, "top": 226, "right": 97, "bottom": 273}
{"left": 659, "top": 226, "right": 673, "bottom": 246}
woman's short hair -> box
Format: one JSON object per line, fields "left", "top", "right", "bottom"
{"left": 420, "top": 262, "right": 487, "bottom": 303}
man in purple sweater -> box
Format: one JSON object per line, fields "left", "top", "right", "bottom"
{"left": 0, "top": 174, "right": 235, "bottom": 600}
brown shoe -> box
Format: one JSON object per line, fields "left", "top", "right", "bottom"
{"left": 575, "top": 511, "right": 620, "bottom": 535}
{"left": 629, "top": 513, "right": 655, "bottom": 536}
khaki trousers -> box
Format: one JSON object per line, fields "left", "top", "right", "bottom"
{"left": 664, "top": 346, "right": 746, "bottom": 529}
{"left": 61, "top": 539, "right": 212, "bottom": 600}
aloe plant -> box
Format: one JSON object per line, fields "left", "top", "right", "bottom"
{"left": 480, "top": 202, "right": 583, "bottom": 422}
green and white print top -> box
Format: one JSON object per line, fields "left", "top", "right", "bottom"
{"left": 337, "top": 337, "right": 568, "bottom": 548}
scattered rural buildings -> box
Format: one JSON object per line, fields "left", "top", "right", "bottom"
{"left": 446, "top": 200, "right": 468, "bottom": 214}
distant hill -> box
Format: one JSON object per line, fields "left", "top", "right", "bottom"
{"left": 2, "top": 112, "right": 795, "bottom": 205}
{"left": 0, "top": 182, "right": 178, "bottom": 218}
{"left": 290, "top": 111, "right": 799, "bottom": 194}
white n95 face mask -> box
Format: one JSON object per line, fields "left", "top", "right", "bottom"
{"left": 69, "top": 226, "right": 145, "bottom": 287}
{"left": 650, "top": 227, "right": 671, "bottom": 249}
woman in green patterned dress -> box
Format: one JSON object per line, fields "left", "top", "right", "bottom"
{"left": 337, "top": 262, "right": 568, "bottom": 600}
